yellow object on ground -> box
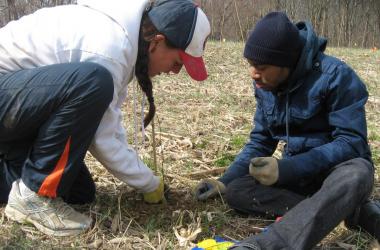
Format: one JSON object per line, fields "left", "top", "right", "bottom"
{"left": 194, "top": 238, "right": 235, "bottom": 250}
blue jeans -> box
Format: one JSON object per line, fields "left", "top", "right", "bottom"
{"left": 0, "top": 62, "right": 113, "bottom": 203}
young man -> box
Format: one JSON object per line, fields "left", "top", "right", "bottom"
{"left": 0, "top": 0, "right": 210, "bottom": 236}
{"left": 194, "top": 12, "right": 380, "bottom": 249}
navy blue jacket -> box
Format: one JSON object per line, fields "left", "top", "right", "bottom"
{"left": 219, "top": 21, "right": 372, "bottom": 186}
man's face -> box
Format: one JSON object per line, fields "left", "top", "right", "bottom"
{"left": 247, "top": 59, "right": 290, "bottom": 91}
{"left": 148, "top": 35, "right": 183, "bottom": 77}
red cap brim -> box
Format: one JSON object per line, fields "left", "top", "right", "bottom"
{"left": 179, "top": 50, "right": 208, "bottom": 81}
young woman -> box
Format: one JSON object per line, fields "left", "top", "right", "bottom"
{"left": 0, "top": 0, "right": 210, "bottom": 236}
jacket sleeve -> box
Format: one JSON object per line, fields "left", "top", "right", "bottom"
{"left": 56, "top": 50, "right": 159, "bottom": 193}
{"left": 277, "top": 64, "right": 371, "bottom": 185}
{"left": 219, "top": 98, "right": 278, "bottom": 185}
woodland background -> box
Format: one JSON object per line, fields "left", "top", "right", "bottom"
{"left": 0, "top": 0, "right": 380, "bottom": 48}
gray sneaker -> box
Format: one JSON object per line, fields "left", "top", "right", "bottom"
{"left": 5, "top": 180, "right": 92, "bottom": 236}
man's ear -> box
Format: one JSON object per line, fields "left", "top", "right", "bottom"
{"left": 149, "top": 34, "right": 166, "bottom": 53}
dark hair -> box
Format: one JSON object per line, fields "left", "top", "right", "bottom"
{"left": 135, "top": 11, "right": 176, "bottom": 128}
{"left": 135, "top": 12, "right": 156, "bottom": 128}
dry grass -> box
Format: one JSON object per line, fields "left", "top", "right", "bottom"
{"left": 0, "top": 41, "right": 379, "bottom": 249}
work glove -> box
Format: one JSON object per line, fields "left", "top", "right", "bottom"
{"left": 249, "top": 157, "right": 279, "bottom": 186}
{"left": 143, "top": 176, "right": 165, "bottom": 203}
{"left": 194, "top": 178, "right": 226, "bottom": 201}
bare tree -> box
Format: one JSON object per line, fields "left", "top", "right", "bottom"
{"left": 0, "top": 0, "right": 379, "bottom": 48}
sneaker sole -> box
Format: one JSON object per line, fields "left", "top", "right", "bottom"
{"left": 5, "top": 205, "right": 88, "bottom": 237}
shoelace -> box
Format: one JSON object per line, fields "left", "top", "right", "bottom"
{"left": 48, "top": 198, "right": 76, "bottom": 218}
{"left": 24, "top": 191, "right": 76, "bottom": 219}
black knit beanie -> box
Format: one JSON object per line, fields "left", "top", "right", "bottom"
{"left": 244, "top": 12, "right": 302, "bottom": 68}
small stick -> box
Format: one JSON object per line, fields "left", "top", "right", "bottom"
{"left": 186, "top": 167, "right": 227, "bottom": 179}
{"left": 151, "top": 118, "right": 157, "bottom": 173}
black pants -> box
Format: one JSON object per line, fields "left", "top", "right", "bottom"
{"left": 226, "top": 158, "right": 374, "bottom": 250}
{"left": 0, "top": 63, "right": 113, "bottom": 204}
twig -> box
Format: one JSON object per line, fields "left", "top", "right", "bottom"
{"left": 186, "top": 167, "right": 227, "bottom": 179}
{"left": 117, "top": 219, "right": 133, "bottom": 249}
{"left": 157, "top": 116, "right": 165, "bottom": 177}
{"left": 233, "top": 0, "right": 244, "bottom": 41}
{"left": 151, "top": 118, "right": 157, "bottom": 173}
{"left": 154, "top": 131, "right": 184, "bottom": 139}
{"left": 166, "top": 173, "right": 196, "bottom": 184}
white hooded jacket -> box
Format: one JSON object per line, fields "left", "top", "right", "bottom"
{"left": 0, "top": 0, "right": 159, "bottom": 192}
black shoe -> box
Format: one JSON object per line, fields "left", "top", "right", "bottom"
{"left": 357, "top": 200, "right": 380, "bottom": 240}
{"left": 228, "top": 237, "right": 261, "bottom": 250}
{"left": 228, "top": 242, "right": 261, "bottom": 250}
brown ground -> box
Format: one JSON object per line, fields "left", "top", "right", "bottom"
{"left": 1, "top": 42, "right": 379, "bottom": 249}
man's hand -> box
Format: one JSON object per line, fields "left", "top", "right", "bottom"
{"left": 249, "top": 157, "right": 279, "bottom": 186}
{"left": 194, "top": 178, "right": 226, "bottom": 201}
{"left": 143, "top": 177, "right": 165, "bottom": 203}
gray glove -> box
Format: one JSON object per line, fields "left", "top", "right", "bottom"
{"left": 194, "top": 178, "right": 226, "bottom": 201}
{"left": 249, "top": 157, "right": 279, "bottom": 186}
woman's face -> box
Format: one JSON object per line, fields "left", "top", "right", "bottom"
{"left": 148, "top": 35, "right": 183, "bottom": 77}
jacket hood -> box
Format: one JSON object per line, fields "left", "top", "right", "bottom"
{"left": 77, "top": 0, "right": 150, "bottom": 63}
{"left": 287, "top": 21, "right": 327, "bottom": 91}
